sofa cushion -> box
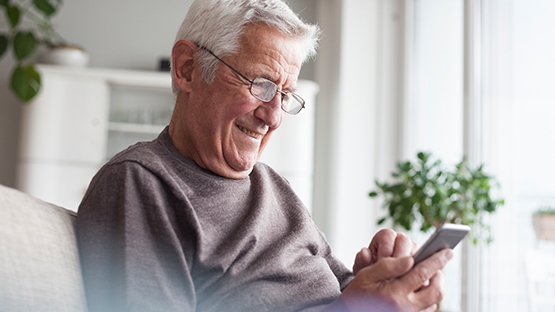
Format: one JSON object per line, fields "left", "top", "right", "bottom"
{"left": 0, "top": 184, "right": 87, "bottom": 312}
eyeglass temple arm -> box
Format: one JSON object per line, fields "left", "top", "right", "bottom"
{"left": 197, "top": 45, "right": 254, "bottom": 84}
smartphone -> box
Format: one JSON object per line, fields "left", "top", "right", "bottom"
{"left": 412, "top": 223, "right": 470, "bottom": 265}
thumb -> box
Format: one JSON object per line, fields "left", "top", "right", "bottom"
{"left": 363, "top": 256, "right": 414, "bottom": 281}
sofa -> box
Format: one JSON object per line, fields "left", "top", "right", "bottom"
{"left": 0, "top": 184, "right": 87, "bottom": 312}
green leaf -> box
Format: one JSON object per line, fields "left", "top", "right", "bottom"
{"left": 368, "top": 191, "right": 378, "bottom": 197}
{"left": 377, "top": 217, "right": 386, "bottom": 225}
{"left": 388, "top": 184, "right": 405, "bottom": 193}
{"left": 369, "top": 150, "right": 503, "bottom": 245}
{"left": 0, "top": 0, "right": 9, "bottom": 8}
{"left": 13, "top": 31, "right": 37, "bottom": 61}
{"left": 7, "top": 5, "right": 20, "bottom": 28}
{"left": 11, "top": 64, "right": 41, "bottom": 102}
{"left": 32, "top": 0, "right": 58, "bottom": 17}
{"left": 0, "top": 34, "right": 8, "bottom": 58}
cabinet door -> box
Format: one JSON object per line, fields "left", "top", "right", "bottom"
{"left": 18, "top": 73, "right": 109, "bottom": 164}
{"left": 16, "top": 161, "right": 100, "bottom": 211}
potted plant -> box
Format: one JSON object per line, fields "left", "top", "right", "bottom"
{"left": 532, "top": 207, "right": 555, "bottom": 241}
{"left": 0, "top": 0, "right": 68, "bottom": 102}
{"left": 369, "top": 151, "right": 504, "bottom": 244}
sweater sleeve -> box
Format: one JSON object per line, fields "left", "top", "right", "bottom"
{"left": 77, "top": 160, "right": 197, "bottom": 312}
{"left": 320, "top": 234, "right": 355, "bottom": 292}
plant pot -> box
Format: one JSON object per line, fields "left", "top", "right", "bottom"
{"left": 39, "top": 45, "right": 89, "bottom": 67}
{"left": 532, "top": 213, "right": 555, "bottom": 241}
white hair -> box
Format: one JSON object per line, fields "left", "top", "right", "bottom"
{"left": 171, "top": 0, "right": 321, "bottom": 94}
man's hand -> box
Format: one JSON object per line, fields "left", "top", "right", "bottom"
{"left": 353, "top": 229, "right": 418, "bottom": 275}
{"left": 342, "top": 249, "right": 453, "bottom": 312}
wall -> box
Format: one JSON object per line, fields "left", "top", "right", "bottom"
{"left": 0, "top": 0, "right": 318, "bottom": 187}
{"left": 411, "top": 1, "right": 464, "bottom": 309}
{"left": 313, "top": 0, "right": 409, "bottom": 266}
{"left": 0, "top": 65, "right": 20, "bottom": 188}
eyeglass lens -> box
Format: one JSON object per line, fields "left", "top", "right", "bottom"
{"left": 250, "top": 78, "right": 304, "bottom": 114}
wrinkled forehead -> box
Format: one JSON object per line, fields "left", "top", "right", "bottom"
{"left": 237, "top": 24, "right": 303, "bottom": 76}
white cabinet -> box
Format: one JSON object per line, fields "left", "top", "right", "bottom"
{"left": 16, "top": 65, "right": 318, "bottom": 212}
{"left": 16, "top": 65, "right": 172, "bottom": 211}
{"left": 107, "top": 84, "right": 175, "bottom": 159}
{"left": 18, "top": 74, "right": 109, "bottom": 163}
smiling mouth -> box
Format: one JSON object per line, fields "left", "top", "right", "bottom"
{"left": 237, "top": 125, "right": 261, "bottom": 139}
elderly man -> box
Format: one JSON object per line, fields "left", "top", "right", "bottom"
{"left": 77, "top": 0, "right": 452, "bottom": 311}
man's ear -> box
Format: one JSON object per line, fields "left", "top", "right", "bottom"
{"left": 172, "top": 40, "right": 198, "bottom": 93}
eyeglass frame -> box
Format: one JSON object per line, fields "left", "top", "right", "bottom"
{"left": 197, "top": 45, "right": 306, "bottom": 115}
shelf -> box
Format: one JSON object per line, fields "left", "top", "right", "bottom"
{"left": 108, "top": 122, "right": 166, "bottom": 134}
{"left": 37, "top": 64, "right": 172, "bottom": 90}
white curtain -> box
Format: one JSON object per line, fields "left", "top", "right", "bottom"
{"left": 480, "top": 0, "right": 555, "bottom": 311}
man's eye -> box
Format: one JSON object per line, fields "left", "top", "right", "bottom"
{"left": 281, "top": 93, "right": 290, "bottom": 102}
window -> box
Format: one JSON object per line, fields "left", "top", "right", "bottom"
{"left": 412, "top": 0, "right": 555, "bottom": 311}
{"left": 479, "top": 0, "right": 555, "bottom": 311}
{"left": 313, "top": 1, "right": 554, "bottom": 310}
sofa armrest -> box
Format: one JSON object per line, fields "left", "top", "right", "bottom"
{"left": 0, "top": 184, "right": 87, "bottom": 312}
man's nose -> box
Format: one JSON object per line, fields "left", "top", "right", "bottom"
{"left": 254, "top": 93, "right": 283, "bottom": 129}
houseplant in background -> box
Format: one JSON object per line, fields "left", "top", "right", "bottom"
{"left": 532, "top": 206, "right": 555, "bottom": 241}
{"left": 0, "top": 0, "right": 73, "bottom": 102}
{"left": 369, "top": 151, "right": 504, "bottom": 244}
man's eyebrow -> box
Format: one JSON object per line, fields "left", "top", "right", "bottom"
{"left": 260, "top": 73, "right": 278, "bottom": 83}
{"left": 259, "top": 74, "right": 296, "bottom": 92}
{"left": 283, "top": 85, "right": 296, "bottom": 93}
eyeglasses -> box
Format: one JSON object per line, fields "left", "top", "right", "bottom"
{"left": 198, "top": 46, "right": 305, "bottom": 115}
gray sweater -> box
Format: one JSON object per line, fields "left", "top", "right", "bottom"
{"left": 77, "top": 128, "right": 354, "bottom": 312}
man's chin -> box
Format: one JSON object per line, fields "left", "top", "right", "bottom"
{"left": 220, "top": 166, "right": 254, "bottom": 180}
{"left": 223, "top": 155, "right": 259, "bottom": 178}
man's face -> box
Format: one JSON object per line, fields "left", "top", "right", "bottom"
{"left": 171, "top": 24, "right": 302, "bottom": 179}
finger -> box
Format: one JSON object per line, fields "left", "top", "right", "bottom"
{"left": 360, "top": 247, "right": 372, "bottom": 264}
{"left": 413, "top": 270, "right": 445, "bottom": 310}
{"left": 353, "top": 247, "right": 372, "bottom": 275}
{"left": 392, "top": 233, "right": 413, "bottom": 257}
{"left": 369, "top": 229, "right": 397, "bottom": 263}
{"left": 400, "top": 249, "right": 452, "bottom": 292}
{"left": 419, "top": 303, "right": 438, "bottom": 312}
{"left": 411, "top": 241, "right": 419, "bottom": 256}
{"left": 360, "top": 256, "right": 414, "bottom": 281}
{"left": 421, "top": 269, "right": 444, "bottom": 293}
